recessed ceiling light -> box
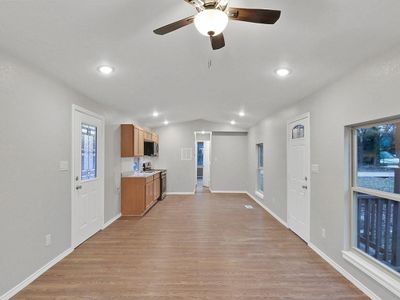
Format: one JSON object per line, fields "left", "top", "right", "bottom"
{"left": 239, "top": 111, "right": 245, "bottom": 117}
{"left": 230, "top": 120, "right": 236, "bottom": 125}
{"left": 153, "top": 111, "right": 159, "bottom": 118}
{"left": 98, "top": 65, "right": 114, "bottom": 75}
{"left": 275, "top": 68, "right": 291, "bottom": 77}
{"left": 163, "top": 120, "right": 169, "bottom": 125}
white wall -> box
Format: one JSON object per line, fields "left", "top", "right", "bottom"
{"left": 211, "top": 132, "right": 248, "bottom": 192}
{"left": 153, "top": 120, "right": 247, "bottom": 193}
{"left": 247, "top": 45, "right": 400, "bottom": 299}
{"left": 0, "top": 50, "right": 131, "bottom": 297}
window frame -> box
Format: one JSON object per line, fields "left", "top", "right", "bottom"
{"left": 346, "top": 120, "right": 400, "bottom": 296}
{"left": 256, "top": 143, "right": 264, "bottom": 197}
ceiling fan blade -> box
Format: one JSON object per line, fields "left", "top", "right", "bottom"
{"left": 153, "top": 16, "right": 195, "bottom": 35}
{"left": 228, "top": 7, "right": 281, "bottom": 24}
{"left": 210, "top": 33, "right": 225, "bottom": 50}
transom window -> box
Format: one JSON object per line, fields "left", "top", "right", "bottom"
{"left": 81, "top": 123, "right": 97, "bottom": 181}
{"left": 352, "top": 120, "right": 400, "bottom": 275}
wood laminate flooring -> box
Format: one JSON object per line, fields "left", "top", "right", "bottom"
{"left": 14, "top": 193, "right": 368, "bottom": 299}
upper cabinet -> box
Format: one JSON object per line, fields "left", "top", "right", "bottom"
{"left": 120, "top": 124, "right": 158, "bottom": 157}
{"left": 121, "top": 124, "right": 144, "bottom": 157}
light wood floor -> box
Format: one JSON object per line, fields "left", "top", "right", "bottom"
{"left": 14, "top": 193, "right": 368, "bottom": 299}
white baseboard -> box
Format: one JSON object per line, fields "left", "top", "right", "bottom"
{"left": 0, "top": 247, "right": 73, "bottom": 300}
{"left": 246, "top": 192, "right": 288, "bottom": 228}
{"left": 166, "top": 192, "right": 195, "bottom": 195}
{"left": 210, "top": 190, "right": 247, "bottom": 194}
{"left": 309, "top": 243, "right": 380, "bottom": 300}
{"left": 102, "top": 213, "right": 121, "bottom": 230}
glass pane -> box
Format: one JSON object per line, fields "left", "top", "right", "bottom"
{"left": 257, "top": 143, "right": 264, "bottom": 168}
{"left": 292, "top": 125, "right": 304, "bottom": 139}
{"left": 356, "top": 121, "right": 400, "bottom": 193}
{"left": 197, "top": 142, "right": 204, "bottom": 166}
{"left": 81, "top": 123, "right": 97, "bottom": 180}
{"left": 257, "top": 169, "right": 264, "bottom": 193}
{"left": 355, "top": 192, "right": 400, "bottom": 274}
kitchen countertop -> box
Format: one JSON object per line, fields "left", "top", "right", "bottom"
{"left": 121, "top": 171, "right": 161, "bottom": 178}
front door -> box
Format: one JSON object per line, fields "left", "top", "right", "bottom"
{"left": 72, "top": 106, "right": 104, "bottom": 247}
{"left": 287, "top": 114, "right": 310, "bottom": 242}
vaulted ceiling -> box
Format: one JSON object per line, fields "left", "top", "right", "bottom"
{"left": 1, "top": 0, "right": 400, "bottom": 128}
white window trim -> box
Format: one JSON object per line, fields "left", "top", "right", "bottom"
{"left": 255, "top": 190, "right": 264, "bottom": 199}
{"left": 347, "top": 123, "right": 400, "bottom": 296}
{"left": 343, "top": 250, "right": 400, "bottom": 298}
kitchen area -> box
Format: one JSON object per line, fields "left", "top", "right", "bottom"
{"left": 120, "top": 124, "right": 166, "bottom": 216}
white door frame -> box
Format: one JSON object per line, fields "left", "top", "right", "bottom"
{"left": 194, "top": 131, "right": 212, "bottom": 191}
{"left": 71, "top": 104, "right": 105, "bottom": 248}
{"left": 286, "top": 112, "right": 311, "bottom": 243}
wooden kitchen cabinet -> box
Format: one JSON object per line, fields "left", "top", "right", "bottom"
{"left": 138, "top": 129, "right": 144, "bottom": 156}
{"left": 121, "top": 124, "right": 144, "bottom": 157}
{"left": 153, "top": 174, "right": 161, "bottom": 201}
{"left": 121, "top": 173, "right": 160, "bottom": 216}
{"left": 144, "top": 131, "right": 152, "bottom": 141}
{"left": 146, "top": 181, "right": 154, "bottom": 208}
{"left": 152, "top": 133, "right": 159, "bottom": 143}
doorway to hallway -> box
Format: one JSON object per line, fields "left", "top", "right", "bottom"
{"left": 195, "top": 131, "right": 212, "bottom": 194}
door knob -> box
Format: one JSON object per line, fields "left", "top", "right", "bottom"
{"left": 302, "top": 185, "right": 308, "bottom": 190}
{"left": 76, "top": 185, "right": 82, "bottom": 190}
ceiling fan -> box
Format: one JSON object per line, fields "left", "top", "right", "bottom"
{"left": 153, "top": 0, "right": 281, "bottom": 50}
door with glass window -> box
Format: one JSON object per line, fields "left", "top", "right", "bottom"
{"left": 73, "top": 108, "right": 104, "bottom": 247}
{"left": 287, "top": 114, "right": 310, "bottom": 242}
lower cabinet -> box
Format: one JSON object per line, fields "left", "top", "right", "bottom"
{"left": 121, "top": 173, "right": 160, "bottom": 216}
{"left": 145, "top": 181, "right": 154, "bottom": 208}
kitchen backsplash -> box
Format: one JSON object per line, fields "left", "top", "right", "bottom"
{"left": 121, "top": 157, "right": 155, "bottom": 173}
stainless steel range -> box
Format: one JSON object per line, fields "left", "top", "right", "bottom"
{"left": 143, "top": 162, "right": 167, "bottom": 200}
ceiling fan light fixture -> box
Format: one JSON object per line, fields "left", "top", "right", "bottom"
{"left": 194, "top": 9, "right": 229, "bottom": 36}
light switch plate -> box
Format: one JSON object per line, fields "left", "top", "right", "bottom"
{"left": 311, "top": 164, "right": 320, "bottom": 173}
{"left": 59, "top": 161, "right": 69, "bottom": 171}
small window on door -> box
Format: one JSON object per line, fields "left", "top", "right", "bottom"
{"left": 257, "top": 143, "right": 264, "bottom": 194}
{"left": 292, "top": 124, "right": 305, "bottom": 139}
{"left": 81, "top": 123, "right": 97, "bottom": 180}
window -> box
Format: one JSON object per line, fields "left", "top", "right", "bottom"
{"left": 81, "top": 123, "right": 97, "bottom": 180}
{"left": 197, "top": 142, "right": 204, "bottom": 167}
{"left": 292, "top": 124, "right": 305, "bottom": 139}
{"left": 352, "top": 120, "right": 400, "bottom": 276}
{"left": 257, "top": 143, "right": 264, "bottom": 195}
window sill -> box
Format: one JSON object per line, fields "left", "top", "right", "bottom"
{"left": 342, "top": 250, "right": 400, "bottom": 298}
{"left": 255, "top": 191, "right": 264, "bottom": 199}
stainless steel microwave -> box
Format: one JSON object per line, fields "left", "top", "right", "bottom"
{"left": 144, "top": 141, "right": 159, "bottom": 156}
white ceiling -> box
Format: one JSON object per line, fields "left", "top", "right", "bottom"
{"left": 1, "top": 0, "right": 400, "bottom": 128}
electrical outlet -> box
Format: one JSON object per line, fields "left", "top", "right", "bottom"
{"left": 321, "top": 228, "right": 326, "bottom": 239}
{"left": 45, "top": 234, "right": 52, "bottom": 246}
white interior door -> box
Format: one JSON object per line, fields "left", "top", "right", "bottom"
{"left": 287, "top": 114, "right": 310, "bottom": 242}
{"left": 72, "top": 106, "right": 104, "bottom": 248}
{"left": 203, "top": 141, "right": 210, "bottom": 187}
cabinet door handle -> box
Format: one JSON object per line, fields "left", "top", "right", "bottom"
{"left": 302, "top": 185, "right": 308, "bottom": 190}
{"left": 76, "top": 185, "right": 82, "bottom": 190}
